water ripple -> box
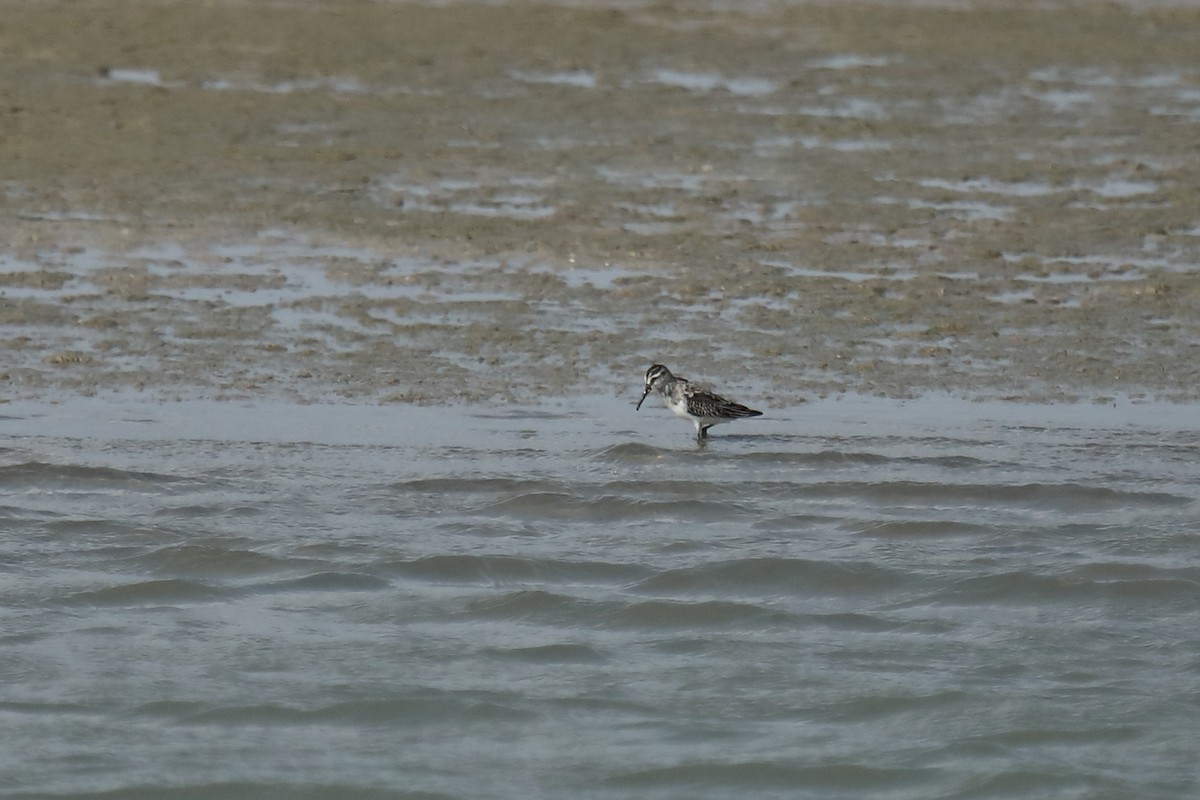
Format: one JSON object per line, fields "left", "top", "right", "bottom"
{"left": 604, "top": 598, "right": 802, "bottom": 630}
{"left": 605, "top": 761, "right": 934, "bottom": 791}
{"left": 481, "top": 492, "right": 748, "bottom": 521}
{"left": 60, "top": 579, "right": 233, "bottom": 606}
{"left": 634, "top": 557, "right": 909, "bottom": 596}
{"left": 0, "top": 461, "right": 195, "bottom": 492}
{"left": 380, "top": 554, "right": 647, "bottom": 585}
{"left": 5, "top": 395, "right": 1200, "bottom": 799}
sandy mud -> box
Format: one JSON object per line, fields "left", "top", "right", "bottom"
{"left": 2, "top": 1, "right": 1200, "bottom": 405}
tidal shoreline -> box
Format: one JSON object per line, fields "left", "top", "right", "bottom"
{"left": 3, "top": 1, "right": 1199, "bottom": 405}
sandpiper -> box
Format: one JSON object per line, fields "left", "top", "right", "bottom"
{"left": 636, "top": 364, "right": 762, "bottom": 441}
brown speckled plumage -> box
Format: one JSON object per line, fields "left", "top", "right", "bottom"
{"left": 636, "top": 364, "right": 761, "bottom": 440}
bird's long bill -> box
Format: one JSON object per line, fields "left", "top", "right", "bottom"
{"left": 635, "top": 387, "right": 650, "bottom": 410}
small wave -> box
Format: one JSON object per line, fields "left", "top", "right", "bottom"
{"left": 381, "top": 554, "right": 648, "bottom": 584}
{"left": 752, "top": 512, "right": 842, "bottom": 531}
{"left": 590, "top": 442, "right": 672, "bottom": 461}
{"left": 634, "top": 557, "right": 908, "bottom": 596}
{"left": 472, "top": 408, "right": 566, "bottom": 420}
{"left": 803, "top": 689, "right": 970, "bottom": 723}
{"left": 939, "top": 766, "right": 1130, "bottom": 799}
{"left": 124, "top": 700, "right": 210, "bottom": 719}
{"left": 155, "top": 503, "right": 264, "bottom": 519}
{"left": 0, "top": 700, "right": 99, "bottom": 717}
{"left": 0, "top": 461, "right": 191, "bottom": 492}
{"left": 182, "top": 693, "right": 536, "bottom": 726}
{"left": 60, "top": 578, "right": 232, "bottom": 606}
{"left": 1072, "top": 561, "right": 1200, "bottom": 584}
{"left": 15, "top": 782, "right": 459, "bottom": 800}
{"left": 485, "top": 643, "right": 608, "bottom": 664}
{"left": 799, "top": 611, "right": 907, "bottom": 632}
{"left": 938, "top": 568, "right": 1200, "bottom": 605}
{"left": 959, "top": 724, "right": 1139, "bottom": 749}
{"left": 135, "top": 543, "right": 296, "bottom": 577}
{"left": 44, "top": 518, "right": 179, "bottom": 545}
{"left": 597, "top": 479, "right": 740, "bottom": 499}
{"left": 605, "top": 761, "right": 932, "bottom": 790}
{"left": 851, "top": 519, "right": 999, "bottom": 537}
{"left": 460, "top": 589, "right": 588, "bottom": 620}
{"left": 259, "top": 572, "right": 391, "bottom": 592}
{"left": 0, "top": 503, "right": 63, "bottom": 521}
{"left": 796, "top": 480, "right": 1189, "bottom": 510}
{"left": 739, "top": 450, "right": 892, "bottom": 466}
{"left": 392, "top": 476, "right": 558, "bottom": 493}
{"left": 910, "top": 454, "right": 993, "bottom": 469}
{"left": 739, "top": 450, "right": 991, "bottom": 469}
{"left": 604, "top": 598, "right": 799, "bottom": 629}
{"left": 482, "top": 492, "right": 746, "bottom": 522}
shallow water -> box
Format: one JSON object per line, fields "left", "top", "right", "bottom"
{"left": 3, "top": 395, "right": 1198, "bottom": 799}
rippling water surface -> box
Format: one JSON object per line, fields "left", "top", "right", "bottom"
{"left": 3, "top": 396, "right": 1198, "bottom": 799}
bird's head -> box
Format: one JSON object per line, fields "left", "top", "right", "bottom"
{"left": 636, "top": 364, "right": 674, "bottom": 410}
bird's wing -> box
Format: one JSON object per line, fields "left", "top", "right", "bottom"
{"left": 684, "top": 386, "right": 762, "bottom": 419}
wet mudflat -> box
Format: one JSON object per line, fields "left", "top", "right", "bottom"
{"left": 2, "top": 0, "right": 1200, "bottom": 403}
